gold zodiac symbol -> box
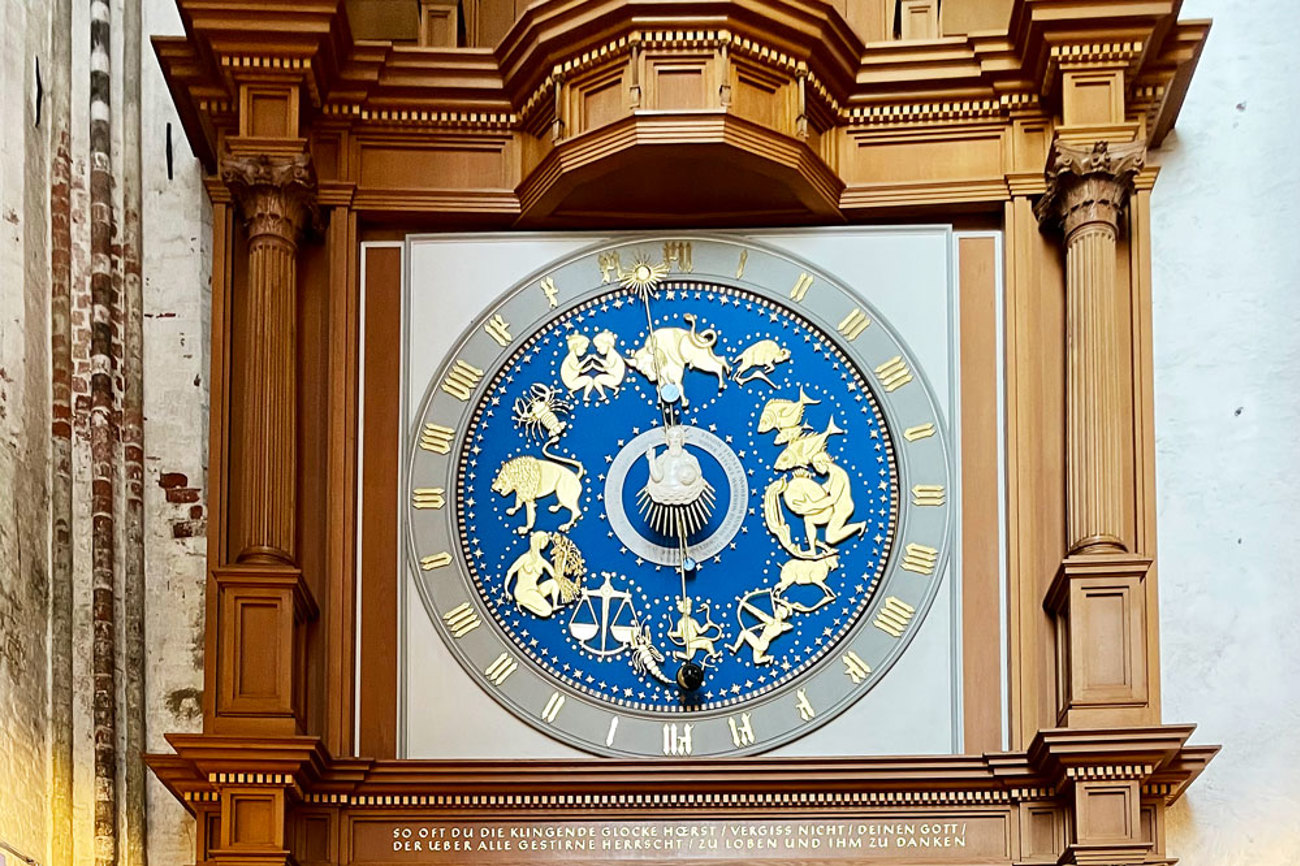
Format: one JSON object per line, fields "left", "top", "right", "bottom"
{"left": 728, "top": 590, "right": 795, "bottom": 666}
{"left": 667, "top": 598, "right": 724, "bottom": 662}
{"left": 731, "top": 339, "right": 791, "bottom": 387}
{"left": 492, "top": 452, "right": 585, "bottom": 534}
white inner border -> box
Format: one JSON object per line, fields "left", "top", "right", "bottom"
{"left": 354, "top": 229, "right": 1008, "bottom": 758}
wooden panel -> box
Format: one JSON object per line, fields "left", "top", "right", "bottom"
{"left": 732, "top": 60, "right": 790, "bottom": 132}
{"left": 646, "top": 54, "right": 712, "bottom": 111}
{"left": 1076, "top": 781, "right": 1138, "bottom": 841}
{"left": 359, "top": 140, "right": 512, "bottom": 192}
{"left": 941, "top": 0, "right": 1014, "bottom": 35}
{"left": 958, "top": 235, "right": 1003, "bottom": 754}
{"left": 842, "top": 133, "right": 1004, "bottom": 184}
{"left": 1020, "top": 804, "right": 1064, "bottom": 861}
{"left": 358, "top": 246, "right": 403, "bottom": 759}
{"left": 570, "top": 66, "right": 626, "bottom": 136}
{"left": 1072, "top": 577, "right": 1147, "bottom": 705}
{"left": 900, "top": 0, "right": 940, "bottom": 40}
{"left": 1063, "top": 71, "right": 1126, "bottom": 127}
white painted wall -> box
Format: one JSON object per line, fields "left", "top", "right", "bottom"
{"left": 1153, "top": 1, "right": 1300, "bottom": 863}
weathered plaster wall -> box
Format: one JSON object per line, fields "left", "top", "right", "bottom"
{"left": 0, "top": 0, "right": 53, "bottom": 859}
{"left": 138, "top": 1, "right": 211, "bottom": 864}
{"left": 0, "top": 2, "right": 208, "bottom": 865}
{"left": 1153, "top": 1, "right": 1300, "bottom": 863}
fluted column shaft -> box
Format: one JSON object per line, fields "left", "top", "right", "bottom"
{"left": 1037, "top": 141, "right": 1145, "bottom": 555}
{"left": 222, "top": 153, "right": 317, "bottom": 564}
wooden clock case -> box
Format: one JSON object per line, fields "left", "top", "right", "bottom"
{"left": 146, "top": 1, "right": 1217, "bottom": 864}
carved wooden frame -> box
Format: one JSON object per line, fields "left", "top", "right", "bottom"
{"left": 148, "top": 1, "right": 1217, "bottom": 864}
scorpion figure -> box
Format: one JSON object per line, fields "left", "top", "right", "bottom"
{"left": 628, "top": 622, "right": 675, "bottom": 686}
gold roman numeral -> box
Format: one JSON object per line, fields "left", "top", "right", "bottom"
{"left": 735, "top": 250, "right": 748, "bottom": 279}
{"left": 789, "top": 272, "right": 814, "bottom": 302}
{"left": 484, "top": 652, "right": 518, "bottom": 686}
{"left": 419, "top": 422, "right": 455, "bottom": 454}
{"left": 663, "top": 723, "right": 694, "bottom": 756}
{"left": 727, "top": 713, "right": 756, "bottom": 748}
{"left": 442, "top": 360, "right": 484, "bottom": 401}
{"left": 901, "top": 543, "right": 938, "bottom": 575}
{"left": 663, "top": 241, "right": 692, "bottom": 273}
{"left": 873, "top": 597, "right": 915, "bottom": 638}
{"left": 413, "top": 487, "right": 445, "bottom": 510}
{"left": 483, "top": 314, "right": 512, "bottom": 347}
{"left": 903, "top": 423, "right": 935, "bottom": 442}
{"left": 541, "top": 692, "right": 565, "bottom": 723}
{"left": 420, "top": 551, "right": 452, "bottom": 571}
{"left": 794, "top": 688, "right": 815, "bottom": 722}
{"left": 875, "top": 356, "right": 913, "bottom": 392}
{"left": 842, "top": 650, "right": 871, "bottom": 684}
{"left": 837, "top": 308, "right": 871, "bottom": 340}
{"left": 911, "top": 485, "right": 945, "bottom": 507}
{"left": 605, "top": 716, "right": 620, "bottom": 747}
{"left": 540, "top": 276, "right": 558, "bottom": 308}
{"left": 442, "top": 602, "right": 481, "bottom": 638}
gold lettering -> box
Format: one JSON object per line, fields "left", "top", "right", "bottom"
{"left": 484, "top": 652, "right": 518, "bottom": 685}
{"left": 413, "top": 487, "right": 445, "bottom": 510}
{"left": 875, "top": 356, "right": 913, "bottom": 392}
{"left": 901, "top": 543, "right": 938, "bottom": 575}
{"left": 663, "top": 723, "right": 694, "bottom": 756}
{"left": 911, "top": 485, "right": 945, "bottom": 507}
{"left": 540, "top": 276, "right": 558, "bottom": 308}
{"left": 789, "top": 272, "right": 814, "bottom": 302}
{"left": 442, "top": 360, "right": 484, "bottom": 401}
{"left": 663, "top": 241, "right": 693, "bottom": 273}
{"left": 736, "top": 249, "right": 748, "bottom": 280}
{"left": 419, "top": 422, "right": 455, "bottom": 454}
{"left": 837, "top": 308, "right": 871, "bottom": 340}
{"left": 484, "top": 314, "right": 512, "bottom": 347}
{"left": 420, "top": 551, "right": 452, "bottom": 570}
{"left": 794, "top": 688, "right": 815, "bottom": 721}
{"left": 442, "top": 602, "right": 481, "bottom": 638}
{"left": 842, "top": 650, "right": 871, "bottom": 684}
{"left": 873, "top": 597, "right": 915, "bottom": 638}
{"left": 903, "top": 423, "right": 936, "bottom": 442}
{"left": 727, "top": 713, "right": 755, "bottom": 748}
{"left": 541, "top": 692, "right": 565, "bottom": 723}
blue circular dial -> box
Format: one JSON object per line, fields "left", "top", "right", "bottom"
{"left": 457, "top": 281, "right": 897, "bottom": 712}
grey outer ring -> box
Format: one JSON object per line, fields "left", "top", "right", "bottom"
{"left": 603, "top": 426, "right": 749, "bottom": 566}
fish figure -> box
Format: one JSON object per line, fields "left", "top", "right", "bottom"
{"left": 758, "top": 388, "right": 819, "bottom": 439}
{"left": 773, "top": 417, "right": 844, "bottom": 471}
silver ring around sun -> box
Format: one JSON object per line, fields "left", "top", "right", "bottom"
{"left": 604, "top": 426, "right": 748, "bottom": 567}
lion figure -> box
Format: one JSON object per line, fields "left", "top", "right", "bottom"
{"left": 491, "top": 455, "right": 584, "bottom": 535}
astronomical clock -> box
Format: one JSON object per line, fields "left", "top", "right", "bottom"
{"left": 401, "top": 232, "right": 964, "bottom": 758}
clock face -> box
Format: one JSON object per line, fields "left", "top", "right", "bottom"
{"left": 405, "top": 236, "right": 951, "bottom": 757}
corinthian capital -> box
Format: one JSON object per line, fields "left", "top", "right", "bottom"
{"left": 221, "top": 151, "right": 319, "bottom": 244}
{"left": 1035, "top": 140, "right": 1146, "bottom": 237}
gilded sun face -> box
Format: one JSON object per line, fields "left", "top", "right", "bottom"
{"left": 621, "top": 251, "right": 670, "bottom": 296}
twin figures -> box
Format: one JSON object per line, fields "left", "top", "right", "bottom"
{"left": 559, "top": 330, "right": 626, "bottom": 401}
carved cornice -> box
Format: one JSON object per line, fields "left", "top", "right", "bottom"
{"left": 154, "top": 0, "right": 1210, "bottom": 173}
{"left": 1035, "top": 140, "right": 1146, "bottom": 237}
{"left": 148, "top": 726, "right": 1215, "bottom": 814}
{"left": 220, "top": 151, "right": 320, "bottom": 244}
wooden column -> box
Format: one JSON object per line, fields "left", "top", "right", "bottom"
{"left": 212, "top": 149, "right": 319, "bottom": 735}
{"left": 222, "top": 152, "right": 316, "bottom": 565}
{"left": 1037, "top": 141, "right": 1158, "bottom": 864}
{"left": 1037, "top": 140, "right": 1145, "bottom": 557}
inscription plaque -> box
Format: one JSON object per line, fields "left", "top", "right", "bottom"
{"left": 353, "top": 815, "right": 1010, "bottom": 864}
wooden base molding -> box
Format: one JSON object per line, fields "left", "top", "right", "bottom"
{"left": 148, "top": 729, "right": 1215, "bottom": 866}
